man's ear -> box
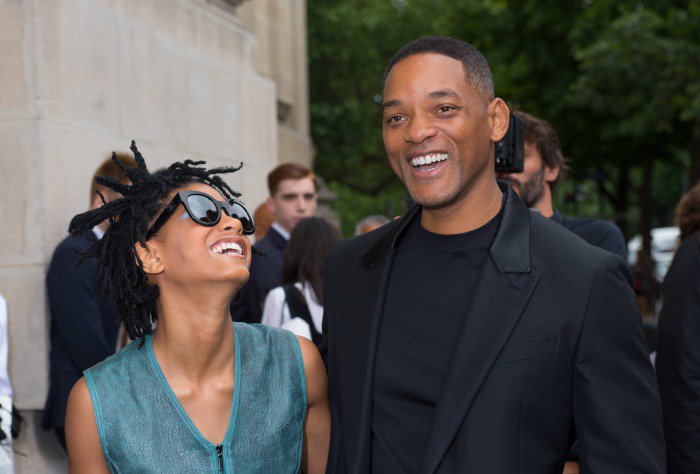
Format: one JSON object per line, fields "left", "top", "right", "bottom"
{"left": 544, "top": 162, "right": 560, "bottom": 184}
{"left": 488, "top": 98, "right": 510, "bottom": 143}
{"left": 135, "top": 242, "right": 165, "bottom": 275}
{"left": 265, "top": 196, "right": 276, "bottom": 215}
{"left": 90, "top": 192, "right": 104, "bottom": 211}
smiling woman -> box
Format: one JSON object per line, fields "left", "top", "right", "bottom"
{"left": 63, "top": 142, "right": 329, "bottom": 473}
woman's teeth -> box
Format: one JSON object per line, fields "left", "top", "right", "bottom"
{"left": 211, "top": 241, "right": 243, "bottom": 255}
{"left": 410, "top": 153, "right": 448, "bottom": 168}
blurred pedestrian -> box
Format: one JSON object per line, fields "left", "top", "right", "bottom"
{"left": 632, "top": 250, "right": 654, "bottom": 315}
{"left": 64, "top": 143, "right": 329, "bottom": 472}
{"left": 252, "top": 202, "right": 274, "bottom": 242}
{"left": 42, "top": 152, "right": 136, "bottom": 451}
{"left": 230, "top": 163, "right": 318, "bottom": 323}
{"left": 261, "top": 217, "right": 341, "bottom": 344}
{"left": 0, "top": 293, "right": 13, "bottom": 471}
{"left": 322, "top": 36, "right": 664, "bottom": 472}
{"left": 656, "top": 182, "right": 700, "bottom": 473}
{"left": 354, "top": 214, "right": 391, "bottom": 236}
{"left": 498, "top": 110, "right": 628, "bottom": 261}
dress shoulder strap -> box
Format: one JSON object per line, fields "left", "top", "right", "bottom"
{"left": 282, "top": 284, "right": 323, "bottom": 346}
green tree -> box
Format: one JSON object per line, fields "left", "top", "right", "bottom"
{"left": 570, "top": 1, "right": 699, "bottom": 293}
{"left": 308, "top": 0, "right": 698, "bottom": 239}
{"left": 308, "top": 0, "right": 468, "bottom": 234}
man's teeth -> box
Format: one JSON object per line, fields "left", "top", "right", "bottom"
{"left": 410, "top": 153, "right": 448, "bottom": 167}
{"left": 211, "top": 241, "right": 243, "bottom": 255}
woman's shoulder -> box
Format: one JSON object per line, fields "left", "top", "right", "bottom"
{"left": 234, "top": 323, "right": 304, "bottom": 365}
{"left": 234, "top": 323, "right": 307, "bottom": 386}
{"left": 84, "top": 337, "right": 150, "bottom": 383}
{"left": 234, "top": 321, "right": 297, "bottom": 348}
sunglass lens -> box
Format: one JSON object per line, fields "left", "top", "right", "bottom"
{"left": 226, "top": 201, "right": 254, "bottom": 233}
{"left": 187, "top": 195, "right": 219, "bottom": 224}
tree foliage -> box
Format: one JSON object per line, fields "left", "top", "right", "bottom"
{"left": 308, "top": 0, "right": 699, "bottom": 237}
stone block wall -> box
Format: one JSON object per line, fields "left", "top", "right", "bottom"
{"left": 0, "top": 0, "right": 312, "bottom": 470}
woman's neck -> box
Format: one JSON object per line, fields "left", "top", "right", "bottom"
{"left": 151, "top": 285, "right": 236, "bottom": 382}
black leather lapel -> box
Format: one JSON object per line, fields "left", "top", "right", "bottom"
{"left": 421, "top": 183, "right": 541, "bottom": 473}
{"left": 421, "top": 259, "right": 541, "bottom": 473}
{"left": 342, "top": 248, "right": 395, "bottom": 473}
{"left": 343, "top": 206, "right": 421, "bottom": 473}
{"left": 361, "top": 205, "right": 420, "bottom": 268}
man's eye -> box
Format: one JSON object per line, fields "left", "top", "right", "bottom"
{"left": 386, "top": 115, "right": 405, "bottom": 124}
{"left": 282, "top": 195, "right": 296, "bottom": 201}
{"left": 438, "top": 105, "right": 457, "bottom": 113}
{"left": 303, "top": 194, "right": 316, "bottom": 200}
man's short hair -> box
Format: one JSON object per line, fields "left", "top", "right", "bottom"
{"left": 90, "top": 152, "right": 137, "bottom": 204}
{"left": 513, "top": 110, "right": 570, "bottom": 191}
{"left": 384, "top": 36, "right": 494, "bottom": 101}
{"left": 676, "top": 182, "right": 700, "bottom": 240}
{"left": 355, "top": 214, "right": 392, "bottom": 236}
{"left": 267, "top": 163, "right": 317, "bottom": 196}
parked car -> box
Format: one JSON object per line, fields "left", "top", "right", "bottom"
{"left": 628, "top": 227, "right": 680, "bottom": 283}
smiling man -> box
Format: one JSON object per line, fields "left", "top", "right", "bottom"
{"left": 321, "top": 36, "right": 664, "bottom": 473}
{"left": 230, "top": 163, "right": 317, "bottom": 323}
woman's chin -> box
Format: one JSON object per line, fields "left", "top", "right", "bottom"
{"left": 221, "top": 268, "right": 250, "bottom": 288}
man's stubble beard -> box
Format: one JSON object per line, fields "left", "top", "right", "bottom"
{"left": 520, "top": 167, "right": 546, "bottom": 208}
{"left": 504, "top": 167, "right": 545, "bottom": 208}
{"left": 403, "top": 149, "right": 494, "bottom": 211}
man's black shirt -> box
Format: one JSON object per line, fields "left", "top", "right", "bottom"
{"left": 371, "top": 203, "right": 502, "bottom": 473}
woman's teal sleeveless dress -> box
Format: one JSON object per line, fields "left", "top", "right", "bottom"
{"left": 83, "top": 323, "right": 306, "bottom": 473}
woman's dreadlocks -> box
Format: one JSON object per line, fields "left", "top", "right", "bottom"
{"left": 69, "top": 141, "right": 244, "bottom": 341}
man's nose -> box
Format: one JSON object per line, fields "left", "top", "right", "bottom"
{"left": 404, "top": 114, "right": 438, "bottom": 143}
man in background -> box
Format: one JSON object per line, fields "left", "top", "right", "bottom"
{"left": 355, "top": 215, "right": 391, "bottom": 236}
{"left": 231, "top": 163, "right": 318, "bottom": 323}
{"left": 42, "top": 153, "right": 135, "bottom": 450}
{"left": 656, "top": 182, "right": 700, "bottom": 473}
{"left": 498, "top": 111, "right": 628, "bottom": 260}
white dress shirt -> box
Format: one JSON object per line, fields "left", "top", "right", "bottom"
{"left": 0, "top": 294, "right": 14, "bottom": 470}
{"left": 261, "top": 282, "right": 323, "bottom": 341}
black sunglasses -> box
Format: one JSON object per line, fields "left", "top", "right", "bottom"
{"left": 146, "top": 190, "right": 255, "bottom": 240}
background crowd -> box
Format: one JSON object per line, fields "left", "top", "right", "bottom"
{"left": 0, "top": 0, "right": 699, "bottom": 472}
{"left": 41, "top": 117, "right": 700, "bottom": 471}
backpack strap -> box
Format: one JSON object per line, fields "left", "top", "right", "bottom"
{"left": 283, "top": 284, "right": 323, "bottom": 347}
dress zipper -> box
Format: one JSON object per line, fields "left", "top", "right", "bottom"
{"left": 216, "top": 444, "right": 224, "bottom": 471}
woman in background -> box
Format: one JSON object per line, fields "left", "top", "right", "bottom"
{"left": 261, "top": 217, "right": 341, "bottom": 345}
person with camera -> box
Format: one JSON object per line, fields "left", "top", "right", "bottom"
{"left": 497, "top": 111, "right": 627, "bottom": 261}
{"left": 321, "top": 36, "right": 664, "bottom": 472}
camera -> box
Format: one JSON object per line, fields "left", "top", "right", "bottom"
{"left": 494, "top": 114, "right": 525, "bottom": 173}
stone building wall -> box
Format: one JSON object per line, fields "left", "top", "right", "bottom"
{"left": 0, "top": 0, "right": 312, "bottom": 470}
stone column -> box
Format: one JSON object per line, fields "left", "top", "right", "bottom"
{"left": 0, "top": 0, "right": 291, "bottom": 470}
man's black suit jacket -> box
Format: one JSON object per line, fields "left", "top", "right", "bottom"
{"left": 656, "top": 234, "right": 700, "bottom": 473}
{"left": 230, "top": 227, "right": 287, "bottom": 323}
{"left": 551, "top": 210, "right": 628, "bottom": 261}
{"left": 42, "top": 232, "right": 119, "bottom": 430}
{"left": 322, "top": 183, "right": 665, "bottom": 473}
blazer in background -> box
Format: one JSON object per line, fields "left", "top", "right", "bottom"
{"left": 322, "top": 183, "right": 665, "bottom": 473}
{"left": 231, "top": 226, "right": 287, "bottom": 324}
{"left": 42, "top": 231, "right": 119, "bottom": 431}
{"left": 656, "top": 234, "right": 700, "bottom": 473}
